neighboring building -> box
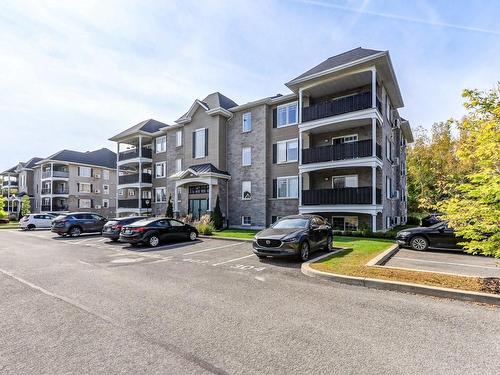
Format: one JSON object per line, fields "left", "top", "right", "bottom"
{"left": 110, "top": 47, "right": 413, "bottom": 231}
{"left": 32, "top": 148, "right": 117, "bottom": 217}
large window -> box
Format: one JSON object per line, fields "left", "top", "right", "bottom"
{"left": 331, "top": 216, "right": 358, "bottom": 231}
{"left": 332, "top": 134, "right": 358, "bottom": 145}
{"left": 155, "top": 187, "right": 167, "bottom": 203}
{"left": 78, "top": 199, "right": 91, "bottom": 209}
{"left": 102, "top": 170, "right": 110, "bottom": 180}
{"left": 386, "top": 137, "right": 392, "bottom": 161}
{"left": 176, "top": 130, "right": 183, "bottom": 147}
{"left": 277, "top": 139, "right": 298, "bottom": 163}
{"left": 332, "top": 175, "right": 358, "bottom": 189}
{"left": 175, "top": 159, "right": 182, "bottom": 173}
{"left": 156, "top": 136, "right": 166, "bottom": 153}
{"left": 194, "top": 128, "right": 206, "bottom": 158}
{"left": 242, "top": 112, "right": 252, "bottom": 132}
{"left": 277, "top": 102, "right": 298, "bottom": 127}
{"left": 78, "top": 182, "right": 92, "bottom": 193}
{"left": 78, "top": 166, "right": 92, "bottom": 177}
{"left": 277, "top": 176, "right": 298, "bottom": 198}
{"left": 155, "top": 162, "right": 166, "bottom": 178}
{"left": 189, "top": 185, "right": 209, "bottom": 194}
{"left": 242, "top": 181, "right": 252, "bottom": 200}
{"left": 242, "top": 147, "right": 252, "bottom": 166}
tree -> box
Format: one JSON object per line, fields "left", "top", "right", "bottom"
{"left": 439, "top": 85, "right": 500, "bottom": 257}
{"left": 0, "top": 196, "right": 7, "bottom": 219}
{"left": 165, "top": 194, "right": 174, "bottom": 218}
{"left": 211, "top": 194, "right": 223, "bottom": 230}
{"left": 21, "top": 195, "right": 31, "bottom": 217}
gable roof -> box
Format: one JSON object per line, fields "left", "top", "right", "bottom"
{"left": 109, "top": 119, "right": 169, "bottom": 141}
{"left": 289, "top": 48, "right": 383, "bottom": 83}
{"left": 170, "top": 163, "right": 230, "bottom": 180}
{"left": 175, "top": 92, "right": 237, "bottom": 124}
{"left": 0, "top": 165, "right": 18, "bottom": 175}
{"left": 40, "top": 148, "right": 117, "bottom": 169}
{"left": 24, "top": 157, "right": 43, "bottom": 169}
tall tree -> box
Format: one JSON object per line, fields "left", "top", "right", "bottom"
{"left": 21, "top": 195, "right": 31, "bottom": 217}
{"left": 0, "top": 196, "right": 7, "bottom": 219}
{"left": 211, "top": 195, "right": 223, "bottom": 230}
{"left": 165, "top": 194, "right": 174, "bottom": 218}
{"left": 439, "top": 85, "right": 500, "bottom": 257}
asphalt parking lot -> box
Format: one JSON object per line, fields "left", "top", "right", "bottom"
{"left": 1, "top": 229, "right": 499, "bottom": 374}
{"left": 386, "top": 248, "right": 500, "bottom": 278}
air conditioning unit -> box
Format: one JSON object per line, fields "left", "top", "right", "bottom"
{"left": 94, "top": 174, "right": 101, "bottom": 179}
{"left": 95, "top": 204, "right": 101, "bottom": 209}
{"left": 94, "top": 189, "right": 101, "bottom": 194}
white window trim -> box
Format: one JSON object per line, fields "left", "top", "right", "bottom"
{"left": 241, "top": 216, "right": 251, "bottom": 226}
{"left": 78, "top": 182, "right": 92, "bottom": 193}
{"left": 242, "top": 112, "right": 252, "bottom": 133}
{"left": 102, "top": 169, "right": 110, "bottom": 180}
{"left": 175, "top": 159, "right": 182, "bottom": 173}
{"left": 332, "top": 175, "right": 358, "bottom": 188}
{"left": 176, "top": 130, "right": 183, "bottom": 147}
{"left": 155, "top": 162, "right": 166, "bottom": 178}
{"left": 277, "top": 176, "right": 299, "bottom": 199}
{"left": 156, "top": 136, "right": 167, "bottom": 154}
{"left": 78, "top": 166, "right": 92, "bottom": 177}
{"left": 241, "top": 181, "right": 252, "bottom": 200}
{"left": 332, "top": 134, "right": 358, "bottom": 144}
{"left": 277, "top": 101, "right": 298, "bottom": 128}
{"left": 78, "top": 198, "right": 91, "bottom": 209}
{"left": 118, "top": 189, "right": 124, "bottom": 196}
{"left": 194, "top": 128, "right": 206, "bottom": 159}
{"left": 277, "top": 138, "right": 299, "bottom": 164}
{"left": 102, "top": 199, "right": 109, "bottom": 208}
{"left": 242, "top": 147, "right": 252, "bottom": 166}
{"left": 155, "top": 187, "right": 167, "bottom": 203}
{"left": 103, "top": 184, "right": 109, "bottom": 194}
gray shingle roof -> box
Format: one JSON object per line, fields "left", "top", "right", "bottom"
{"left": 290, "top": 47, "right": 383, "bottom": 82}
{"left": 24, "top": 157, "right": 43, "bottom": 169}
{"left": 202, "top": 92, "right": 238, "bottom": 110}
{"left": 43, "top": 148, "right": 117, "bottom": 169}
{"left": 109, "top": 119, "right": 169, "bottom": 141}
{"left": 1, "top": 165, "right": 18, "bottom": 175}
{"left": 189, "top": 163, "right": 230, "bottom": 176}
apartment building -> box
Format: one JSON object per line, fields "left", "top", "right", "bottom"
{"left": 32, "top": 148, "right": 118, "bottom": 217}
{"left": 110, "top": 48, "right": 413, "bottom": 231}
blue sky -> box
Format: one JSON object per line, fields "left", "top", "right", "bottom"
{"left": 1, "top": 0, "right": 499, "bottom": 170}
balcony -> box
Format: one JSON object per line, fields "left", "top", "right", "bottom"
{"left": 118, "top": 199, "right": 152, "bottom": 209}
{"left": 2, "top": 180, "right": 18, "bottom": 187}
{"left": 41, "top": 170, "right": 69, "bottom": 179}
{"left": 118, "top": 148, "right": 152, "bottom": 161}
{"left": 118, "top": 173, "right": 152, "bottom": 185}
{"left": 41, "top": 188, "right": 51, "bottom": 195}
{"left": 301, "top": 187, "right": 382, "bottom": 205}
{"left": 302, "top": 91, "right": 381, "bottom": 123}
{"left": 53, "top": 188, "right": 69, "bottom": 194}
{"left": 302, "top": 140, "right": 382, "bottom": 164}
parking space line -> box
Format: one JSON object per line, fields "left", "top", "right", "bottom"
{"left": 212, "top": 254, "right": 254, "bottom": 266}
{"left": 394, "top": 257, "right": 500, "bottom": 270}
{"left": 184, "top": 242, "right": 241, "bottom": 255}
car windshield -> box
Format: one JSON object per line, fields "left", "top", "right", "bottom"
{"left": 273, "top": 218, "right": 309, "bottom": 229}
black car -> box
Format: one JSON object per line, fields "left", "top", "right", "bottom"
{"left": 102, "top": 216, "right": 147, "bottom": 241}
{"left": 253, "top": 215, "right": 333, "bottom": 261}
{"left": 119, "top": 218, "right": 198, "bottom": 247}
{"left": 395, "top": 222, "right": 462, "bottom": 251}
{"left": 421, "top": 213, "right": 443, "bottom": 227}
{"left": 51, "top": 212, "right": 107, "bottom": 237}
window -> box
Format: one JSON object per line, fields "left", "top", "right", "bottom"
{"left": 194, "top": 128, "right": 206, "bottom": 158}
{"left": 118, "top": 189, "right": 124, "bottom": 196}
{"left": 189, "top": 185, "right": 209, "bottom": 194}
{"left": 332, "top": 134, "right": 358, "bottom": 144}
{"left": 386, "top": 137, "right": 392, "bottom": 161}
{"left": 78, "top": 182, "right": 92, "bottom": 193}
{"left": 242, "top": 216, "right": 251, "bottom": 226}
{"left": 128, "top": 189, "right": 135, "bottom": 196}
{"left": 78, "top": 166, "right": 92, "bottom": 177}
{"left": 386, "top": 216, "right": 391, "bottom": 229}
{"left": 142, "top": 190, "right": 152, "bottom": 199}
{"left": 156, "top": 136, "right": 166, "bottom": 153}
{"left": 277, "top": 102, "right": 298, "bottom": 127}
{"left": 331, "top": 216, "right": 358, "bottom": 231}
{"left": 332, "top": 175, "right": 358, "bottom": 189}
{"left": 277, "top": 139, "right": 298, "bottom": 163}
{"left": 155, "top": 162, "right": 166, "bottom": 178}
{"left": 242, "top": 181, "right": 252, "bottom": 200}
{"left": 242, "top": 147, "right": 252, "bottom": 166}
{"left": 155, "top": 187, "right": 167, "bottom": 203}
{"left": 386, "top": 176, "right": 392, "bottom": 198}
{"left": 102, "top": 199, "right": 109, "bottom": 208}
{"left": 176, "top": 130, "right": 183, "bottom": 147}
{"left": 242, "top": 112, "right": 252, "bottom": 132}
{"left": 277, "top": 176, "right": 298, "bottom": 198}
{"left": 103, "top": 185, "right": 109, "bottom": 195}
{"left": 168, "top": 219, "right": 185, "bottom": 227}
{"left": 78, "top": 199, "right": 91, "bottom": 209}
{"left": 175, "top": 159, "right": 182, "bottom": 173}
{"left": 102, "top": 170, "right": 110, "bottom": 180}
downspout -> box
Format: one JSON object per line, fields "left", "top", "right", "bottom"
{"left": 225, "top": 112, "right": 233, "bottom": 228}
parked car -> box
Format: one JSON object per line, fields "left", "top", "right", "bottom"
{"left": 252, "top": 215, "right": 333, "bottom": 261}
{"left": 51, "top": 212, "right": 108, "bottom": 237}
{"left": 421, "top": 213, "right": 443, "bottom": 227}
{"left": 119, "top": 218, "right": 198, "bottom": 247}
{"left": 395, "top": 222, "right": 462, "bottom": 251}
{"left": 102, "top": 216, "right": 147, "bottom": 242}
{"left": 19, "top": 214, "right": 55, "bottom": 230}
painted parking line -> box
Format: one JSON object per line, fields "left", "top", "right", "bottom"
{"left": 184, "top": 242, "right": 242, "bottom": 255}
{"left": 394, "top": 257, "right": 500, "bottom": 270}
{"left": 212, "top": 254, "right": 255, "bottom": 266}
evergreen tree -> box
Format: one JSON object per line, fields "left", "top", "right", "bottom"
{"left": 21, "top": 195, "right": 31, "bottom": 217}
{"left": 165, "top": 194, "right": 174, "bottom": 218}
{"left": 212, "top": 194, "right": 223, "bottom": 230}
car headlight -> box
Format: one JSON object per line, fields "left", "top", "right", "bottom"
{"left": 398, "top": 231, "right": 411, "bottom": 237}
{"left": 282, "top": 236, "right": 300, "bottom": 243}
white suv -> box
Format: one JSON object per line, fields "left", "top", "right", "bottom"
{"left": 19, "top": 214, "right": 55, "bottom": 230}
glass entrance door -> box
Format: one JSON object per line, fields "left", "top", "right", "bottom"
{"left": 188, "top": 199, "right": 208, "bottom": 220}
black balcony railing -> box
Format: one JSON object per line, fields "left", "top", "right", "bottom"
{"left": 41, "top": 205, "right": 51, "bottom": 211}
{"left": 302, "top": 91, "right": 373, "bottom": 122}
{"left": 118, "top": 173, "right": 152, "bottom": 184}
{"left": 52, "top": 205, "right": 68, "bottom": 212}
{"left": 41, "top": 188, "right": 51, "bottom": 195}
{"left": 301, "top": 187, "right": 382, "bottom": 205}
{"left": 118, "top": 147, "right": 152, "bottom": 161}
{"left": 302, "top": 140, "right": 383, "bottom": 164}
{"left": 53, "top": 188, "right": 69, "bottom": 194}
{"left": 2, "top": 181, "right": 18, "bottom": 186}
{"left": 118, "top": 199, "right": 152, "bottom": 209}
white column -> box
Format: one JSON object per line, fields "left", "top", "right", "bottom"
{"left": 372, "top": 118, "right": 377, "bottom": 158}
{"left": 208, "top": 183, "right": 213, "bottom": 213}
{"left": 372, "top": 166, "right": 377, "bottom": 206}
{"left": 50, "top": 163, "right": 53, "bottom": 211}
{"left": 138, "top": 137, "right": 142, "bottom": 212}
{"left": 298, "top": 88, "right": 303, "bottom": 124}
{"left": 298, "top": 171, "right": 302, "bottom": 208}
{"left": 116, "top": 142, "right": 120, "bottom": 216}
{"left": 371, "top": 68, "right": 377, "bottom": 109}
{"left": 6, "top": 173, "right": 11, "bottom": 212}
{"left": 372, "top": 214, "right": 377, "bottom": 232}
{"left": 174, "top": 183, "right": 179, "bottom": 213}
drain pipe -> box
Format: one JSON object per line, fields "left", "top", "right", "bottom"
{"left": 225, "top": 112, "right": 233, "bottom": 228}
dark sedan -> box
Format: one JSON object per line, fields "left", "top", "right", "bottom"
{"left": 396, "top": 222, "right": 463, "bottom": 251}
{"left": 102, "top": 216, "right": 147, "bottom": 241}
{"left": 119, "top": 218, "right": 198, "bottom": 247}
{"left": 421, "top": 213, "right": 443, "bottom": 227}
{"left": 253, "top": 215, "right": 333, "bottom": 261}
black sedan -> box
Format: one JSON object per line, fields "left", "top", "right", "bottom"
{"left": 119, "top": 218, "right": 198, "bottom": 247}
{"left": 253, "top": 215, "right": 333, "bottom": 261}
{"left": 421, "top": 213, "right": 443, "bottom": 227}
{"left": 395, "top": 222, "right": 462, "bottom": 251}
{"left": 102, "top": 216, "right": 147, "bottom": 241}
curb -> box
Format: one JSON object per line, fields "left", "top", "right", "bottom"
{"left": 302, "top": 250, "right": 500, "bottom": 306}
{"left": 365, "top": 244, "right": 399, "bottom": 266}
{"left": 199, "top": 235, "right": 254, "bottom": 243}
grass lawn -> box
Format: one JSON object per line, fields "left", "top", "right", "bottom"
{"left": 212, "top": 228, "right": 259, "bottom": 240}
{"left": 313, "top": 236, "right": 495, "bottom": 294}
{"left": 0, "top": 221, "right": 19, "bottom": 230}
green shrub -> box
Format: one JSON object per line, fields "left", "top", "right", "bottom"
{"left": 211, "top": 195, "right": 224, "bottom": 230}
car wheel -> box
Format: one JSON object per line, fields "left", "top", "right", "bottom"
{"left": 69, "top": 226, "right": 82, "bottom": 237}
{"left": 111, "top": 238, "right": 119, "bottom": 242}
{"left": 324, "top": 235, "right": 333, "bottom": 252}
{"left": 189, "top": 231, "right": 197, "bottom": 241}
{"left": 148, "top": 235, "right": 160, "bottom": 247}
{"left": 410, "top": 236, "right": 429, "bottom": 251}
{"left": 299, "top": 241, "right": 310, "bottom": 262}
{"left": 27, "top": 224, "right": 36, "bottom": 231}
